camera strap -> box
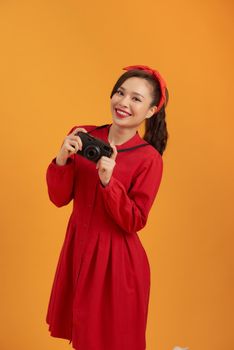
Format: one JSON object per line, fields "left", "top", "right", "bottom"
{"left": 88, "top": 124, "right": 151, "bottom": 153}
{"left": 117, "top": 143, "right": 150, "bottom": 152}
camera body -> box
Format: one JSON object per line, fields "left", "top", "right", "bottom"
{"left": 75, "top": 131, "right": 113, "bottom": 163}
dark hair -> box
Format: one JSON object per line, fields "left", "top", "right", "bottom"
{"left": 110, "top": 69, "right": 169, "bottom": 156}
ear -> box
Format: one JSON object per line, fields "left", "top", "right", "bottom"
{"left": 146, "top": 105, "right": 157, "bottom": 118}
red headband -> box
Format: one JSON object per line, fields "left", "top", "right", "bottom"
{"left": 123, "top": 64, "right": 167, "bottom": 112}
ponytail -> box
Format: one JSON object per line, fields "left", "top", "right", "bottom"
{"left": 144, "top": 104, "right": 169, "bottom": 156}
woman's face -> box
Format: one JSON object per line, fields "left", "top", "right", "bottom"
{"left": 110, "top": 77, "right": 157, "bottom": 129}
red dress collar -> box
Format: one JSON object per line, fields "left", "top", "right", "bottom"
{"left": 104, "top": 123, "right": 147, "bottom": 150}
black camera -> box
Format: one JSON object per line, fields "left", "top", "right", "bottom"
{"left": 75, "top": 131, "right": 113, "bottom": 163}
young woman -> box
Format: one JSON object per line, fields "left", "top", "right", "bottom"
{"left": 45, "top": 64, "right": 169, "bottom": 350}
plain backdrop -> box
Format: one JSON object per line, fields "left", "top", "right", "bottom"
{"left": 0, "top": 1, "right": 233, "bottom": 349}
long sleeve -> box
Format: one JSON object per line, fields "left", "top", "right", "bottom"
{"left": 46, "top": 124, "right": 94, "bottom": 207}
{"left": 45, "top": 125, "right": 80, "bottom": 207}
{"left": 98, "top": 153, "right": 163, "bottom": 234}
{"left": 46, "top": 156, "right": 75, "bottom": 207}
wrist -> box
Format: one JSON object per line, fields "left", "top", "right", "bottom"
{"left": 56, "top": 155, "right": 67, "bottom": 166}
{"left": 100, "top": 177, "right": 113, "bottom": 187}
{"left": 100, "top": 180, "right": 109, "bottom": 187}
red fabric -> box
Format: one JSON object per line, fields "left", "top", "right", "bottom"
{"left": 45, "top": 124, "right": 163, "bottom": 350}
{"left": 123, "top": 64, "right": 167, "bottom": 112}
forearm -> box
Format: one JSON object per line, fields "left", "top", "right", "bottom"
{"left": 98, "top": 155, "right": 163, "bottom": 234}
{"left": 99, "top": 176, "right": 148, "bottom": 234}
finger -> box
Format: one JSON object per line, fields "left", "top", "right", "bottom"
{"left": 100, "top": 156, "right": 111, "bottom": 162}
{"left": 97, "top": 158, "right": 109, "bottom": 169}
{"left": 68, "top": 136, "right": 83, "bottom": 150}
{"left": 96, "top": 159, "right": 100, "bottom": 169}
{"left": 67, "top": 140, "right": 79, "bottom": 152}
{"left": 100, "top": 155, "right": 116, "bottom": 164}
{"left": 72, "top": 127, "right": 88, "bottom": 136}
{"left": 67, "top": 144, "right": 77, "bottom": 154}
{"left": 99, "top": 161, "right": 113, "bottom": 171}
{"left": 74, "top": 136, "right": 83, "bottom": 150}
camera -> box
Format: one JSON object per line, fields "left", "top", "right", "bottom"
{"left": 75, "top": 131, "right": 113, "bottom": 163}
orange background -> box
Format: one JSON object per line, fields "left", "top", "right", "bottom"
{"left": 0, "top": 1, "right": 233, "bottom": 349}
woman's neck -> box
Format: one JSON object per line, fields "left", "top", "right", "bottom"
{"left": 108, "top": 124, "right": 137, "bottom": 145}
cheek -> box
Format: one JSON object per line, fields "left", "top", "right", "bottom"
{"left": 110, "top": 98, "right": 114, "bottom": 108}
{"left": 110, "top": 96, "right": 116, "bottom": 106}
{"left": 111, "top": 96, "right": 119, "bottom": 107}
{"left": 141, "top": 104, "right": 150, "bottom": 114}
{"left": 134, "top": 105, "right": 144, "bottom": 113}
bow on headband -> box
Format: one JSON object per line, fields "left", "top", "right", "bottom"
{"left": 123, "top": 65, "right": 167, "bottom": 112}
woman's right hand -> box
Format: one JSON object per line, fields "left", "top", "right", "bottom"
{"left": 56, "top": 127, "right": 88, "bottom": 166}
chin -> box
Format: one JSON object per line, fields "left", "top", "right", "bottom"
{"left": 112, "top": 117, "right": 129, "bottom": 126}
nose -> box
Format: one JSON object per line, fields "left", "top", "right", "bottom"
{"left": 118, "top": 94, "right": 130, "bottom": 108}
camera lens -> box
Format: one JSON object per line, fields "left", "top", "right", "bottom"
{"left": 84, "top": 145, "right": 101, "bottom": 161}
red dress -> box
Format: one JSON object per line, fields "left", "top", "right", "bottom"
{"left": 46, "top": 123, "right": 163, "bottom": 350}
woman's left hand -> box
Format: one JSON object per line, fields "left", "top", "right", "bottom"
{"left": 96, "top": 143, "right": 118, "bottom": 187}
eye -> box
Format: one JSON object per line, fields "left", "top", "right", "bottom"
{"left": 116, "top": 89, "right": 123, "bottom": 95}
{"left": 133, "top": 97, "right": 141, "bottom": 102}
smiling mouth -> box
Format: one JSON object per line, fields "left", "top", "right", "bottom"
{"left": 115, "top": 108, "right": 132, "bottom": 118}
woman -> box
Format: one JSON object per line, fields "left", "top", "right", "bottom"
{"left": 46, "top": 64, "right": 169, "bottom": 350}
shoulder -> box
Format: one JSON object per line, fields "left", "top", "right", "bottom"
{"left": 145, "top": 143, "right": 162, "bottom": 159}
{"left": 135, "top": 140, "right": 163, "bottom": 165}
{"left": 131, "top": 143, "right": 163, "bottom": 181}
{"left": 133, "top": 132, "right": 162, "bottom": 161}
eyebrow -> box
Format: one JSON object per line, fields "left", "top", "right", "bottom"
{"left": 118, "top": 86, "right": 145, "bottom": 98}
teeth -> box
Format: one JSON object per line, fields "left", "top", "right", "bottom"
{"left": 117, "top": 109, "right": 130, "bottom": 116}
